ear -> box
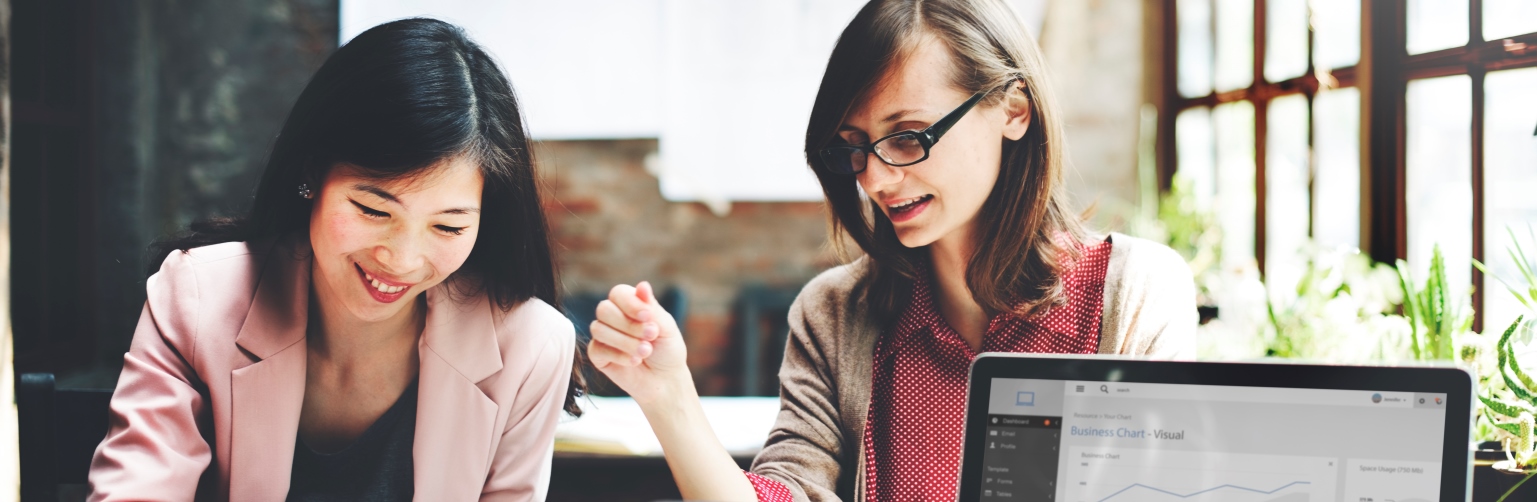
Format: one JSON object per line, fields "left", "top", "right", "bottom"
{"left": 1001, "top": 82, "right": 1032, "bottom": 141}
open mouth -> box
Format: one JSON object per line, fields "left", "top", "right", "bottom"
{"left": 886, "top": 194, "right": 934, "bottom": 223}
{"left": 355, "top": 263, "right": 412, "bottom": 303}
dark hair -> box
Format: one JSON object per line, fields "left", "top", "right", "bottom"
{"left": 806, "top": 0, "right": 1084, "bottom": 322}
{"left": 149, "top": 18, "right": 585, "bottom": 415}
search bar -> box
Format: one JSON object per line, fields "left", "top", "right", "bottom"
{"left": 1063, "top": 381, "right": 1420, "bottom": 408}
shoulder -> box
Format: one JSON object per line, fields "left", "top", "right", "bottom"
{"left": 148, "top": 241, "right": 259, "bottom": 290}
{"left": 1104, "top": 233, "right": 1191, "bottom": 282}
{"left": 784, "top": 257, "right": 881, "bottom": 368}
{"left": 1099, "top": 233, "right": 1198, "bottom": 357}
{"left": 494, "top": 297, "right": 576, "bottom": 354}
{"left": 145, "top": 241, "right": 271, "bottom": 347}
{"left": 794, "top": 256, "right": 873, "bottom": 312}
{"left": 488, "top": 297, "right": 576, "bottom": 383}
{"left": 788, "top": 257, "right": 879, "bottom": 343}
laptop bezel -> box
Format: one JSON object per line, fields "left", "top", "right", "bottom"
{"left": 956, "top": 353, "right": 1477, "bottom": 502}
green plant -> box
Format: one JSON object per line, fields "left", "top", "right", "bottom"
{"left": 1263, "top": 243, "right": 1406, "bottom": 361}
{"left": 1476, "top": 225, "right": 1537, "bottom": 310}
{"left": 1127, "top": 175, "right": 1222, "bottom": 301}
{"left": 1477, "top": 316, "right": 1537, "bottom": 500}
{"left": 1475, "top": 225, "right": 1537, "bottom": 345}
{"left": 1397, "top": 244, "right": 1475, "bottom": 361}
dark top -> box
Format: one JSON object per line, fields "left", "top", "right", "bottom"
{"left": 287, "top": 379, "right": 418, "bottom": 501}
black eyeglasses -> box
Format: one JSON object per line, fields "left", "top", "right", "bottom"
{"left": 815, "top": 84, "right": 1004, "bottom": 175}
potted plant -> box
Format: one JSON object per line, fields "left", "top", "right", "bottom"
{"left": 1470, "top": 225, "right": 1537, "bottom": 501}
{"left": 1476, "top": 316, "right": 1537, "bottom": 501}
{"left": 1397, "top": 244, "right": 1475, "bottom": 362}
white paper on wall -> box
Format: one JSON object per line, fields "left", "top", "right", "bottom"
{"left": 339, "top": 0, "right": 1045, "bottom": 206}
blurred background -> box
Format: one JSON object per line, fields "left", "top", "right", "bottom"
{"left": 1, "top": 0, "right": 1534, "bottom": 500}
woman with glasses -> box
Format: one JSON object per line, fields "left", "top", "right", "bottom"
{"left": 587, "top": 0, "right": 1195, "bottom": 500}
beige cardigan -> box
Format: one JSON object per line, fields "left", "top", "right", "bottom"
{"left": 747, "top": 233, "right": 1197, "bottom": 502}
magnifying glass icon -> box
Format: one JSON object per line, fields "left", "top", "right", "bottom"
{"left": 1099, "top": 385, "right": 1109, "bottom": 394}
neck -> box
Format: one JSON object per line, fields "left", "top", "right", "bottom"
{"left": 929, "top": 227, "right": 988, "bottom": 352}
{"left": 307, "top": 266, "right": 424, "bottom": 366}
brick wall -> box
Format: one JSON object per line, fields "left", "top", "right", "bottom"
{"left": 538, "top": 139, "right": 840, "bottom": 395}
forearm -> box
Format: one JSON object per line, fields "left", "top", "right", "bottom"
{"left": 638, "top": 373, "right": 759, "bottom": 502}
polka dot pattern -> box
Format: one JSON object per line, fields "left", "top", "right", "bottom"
{"left": 862, "top": 238, "right": 1112, "bottom": 502}
{"left": 746, "top": 471, "right": 796, "bottom": 501}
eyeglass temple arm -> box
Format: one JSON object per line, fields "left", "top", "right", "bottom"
{"left": 924, "top": 86, "right": 1000, "bottom": 144}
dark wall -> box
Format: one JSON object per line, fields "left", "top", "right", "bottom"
{"left": 10, "top": 0, "right": 338, "bottom": 385}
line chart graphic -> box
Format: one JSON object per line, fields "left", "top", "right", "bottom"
{"left": 1096, "top": 481, "right": 1312, "bottom": 502}
{"left": 1064, "top": 448, "right": 1336, "bottom": 502}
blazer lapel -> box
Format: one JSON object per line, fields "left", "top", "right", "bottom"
{"left": 412, "top": 285, "right": 503, "bottom": 500}
{"left": 229, "top": 243, "right": 311, "bottom": 501}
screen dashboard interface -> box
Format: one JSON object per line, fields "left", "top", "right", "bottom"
{"left": 977, "top": 378, "right": 1450, "bottom": 502}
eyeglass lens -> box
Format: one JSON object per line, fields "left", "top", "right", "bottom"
{"left": 873, "top": 133, "right": 925, "bottom": 166}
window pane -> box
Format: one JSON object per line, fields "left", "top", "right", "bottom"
{"left": 1313, "top": 0, "right": 1360, "bottom": 70}
{"left": 1176, "top": 107, "right": 1217, "bottom": 210}
{"left": 1178, "top": 0, "right": 1215, "bottom": 98}
{"left": 1483, "top": 68, "right": 1537, "bottom": 332}
{"left": 1313, "top": 87, "right": 1361, "bottom": 250}
{"left": 1407, "top": 0, "right": 1469, "bottom": 55}
{"left": 1266, "top": 95, "right": 1310, "bottom": 294}
{"left": 1406, "top": 75, "right": 1473, "bottom": 306}
{"left": 1484, "top": 0, "right": 1537, "bottom": 41}
{"left": 1214, "top": 101, "right": 1257, "bottom": 272}
{"left": 1214, "top": 0, "right": 1254, "bottom": 92}
{"left": 1265, "top": 0, "right": 1308, "bottom": 82}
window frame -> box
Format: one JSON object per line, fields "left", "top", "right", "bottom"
{"left": 1157, "top": 0, "right": 1537, "bottom": 332}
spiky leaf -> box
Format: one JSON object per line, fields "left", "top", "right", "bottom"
{"left": 1483, "top": 393, "right": 1536, "bottom": 420}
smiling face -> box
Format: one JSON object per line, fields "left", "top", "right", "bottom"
{"left": 837, "top": 35, "right": 1030, "bottom": 251}
{"left": 307, "top": 157, "right": 483, "bottom": 325}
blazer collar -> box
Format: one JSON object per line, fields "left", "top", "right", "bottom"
{"left": 414, "top": 280, "right": 505, "bottom": 498}
{"left": 421, "top": 280, "right": 504, "bottom": 383}
{"left": 233, "top": 239, "right": 311, "bottom": 360}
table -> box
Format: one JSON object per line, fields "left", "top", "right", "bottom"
{"left": 549, "top": 396, "right": 780, "bottom": 501}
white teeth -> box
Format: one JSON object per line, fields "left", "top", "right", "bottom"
{"left": 363, "top": 267, "right": 406, "bottom": 294}
{"left": 890, "top": 196, "right": 927, "bottom": 209}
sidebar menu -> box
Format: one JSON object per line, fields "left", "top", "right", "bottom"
{"left": 978, "top": 414, "right": 1063, "bottom": 501}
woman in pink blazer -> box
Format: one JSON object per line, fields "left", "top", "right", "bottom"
{"left": 87, "top": 18, "right": 584, "bottom": 501}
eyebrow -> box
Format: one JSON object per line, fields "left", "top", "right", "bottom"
{"left": 836, "top": 109, "right": 926, "bottom": 133}
{"left": 880, "top": 109, "right": 922, "bottom": 124}
{"left": 351, "top": 183, "right": 480, "bottom": 215}
{"left": 353, "top": 183, "right": 401, "bottom": 204}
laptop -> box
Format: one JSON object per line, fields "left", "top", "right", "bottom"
{"left": 957, "top": 354, "right": 1476, "bottom": 502}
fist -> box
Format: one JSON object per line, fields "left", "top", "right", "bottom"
{"left": 587, "top": 281, "right": 691, "bottom": 404}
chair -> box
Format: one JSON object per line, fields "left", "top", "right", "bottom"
{"left": 734, "top": 285, "right": 800, "bottom": 396}
{"left": 16, "top": 373, "right": 114, "bottom": 501}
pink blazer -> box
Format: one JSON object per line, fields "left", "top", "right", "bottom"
{"left": 87, "top": 239, "right": 576, "bottom": 501}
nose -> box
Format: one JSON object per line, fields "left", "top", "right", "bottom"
{"left": 374, "top": 229, "right": 428, "bottom": 277}
{"left": 856, "top": 154, "right": 904, "bottom": 197}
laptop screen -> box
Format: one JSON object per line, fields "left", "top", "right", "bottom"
{"left": 977, "top": 378, "right": 1450, "bottom": 502}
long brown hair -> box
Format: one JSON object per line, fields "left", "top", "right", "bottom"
{"left": 806, "top": 0, "right": 1084, "bottom": 322}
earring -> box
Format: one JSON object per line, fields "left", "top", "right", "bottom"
{"left": 298, "top": 183, "right": 313, "bottom": 199}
